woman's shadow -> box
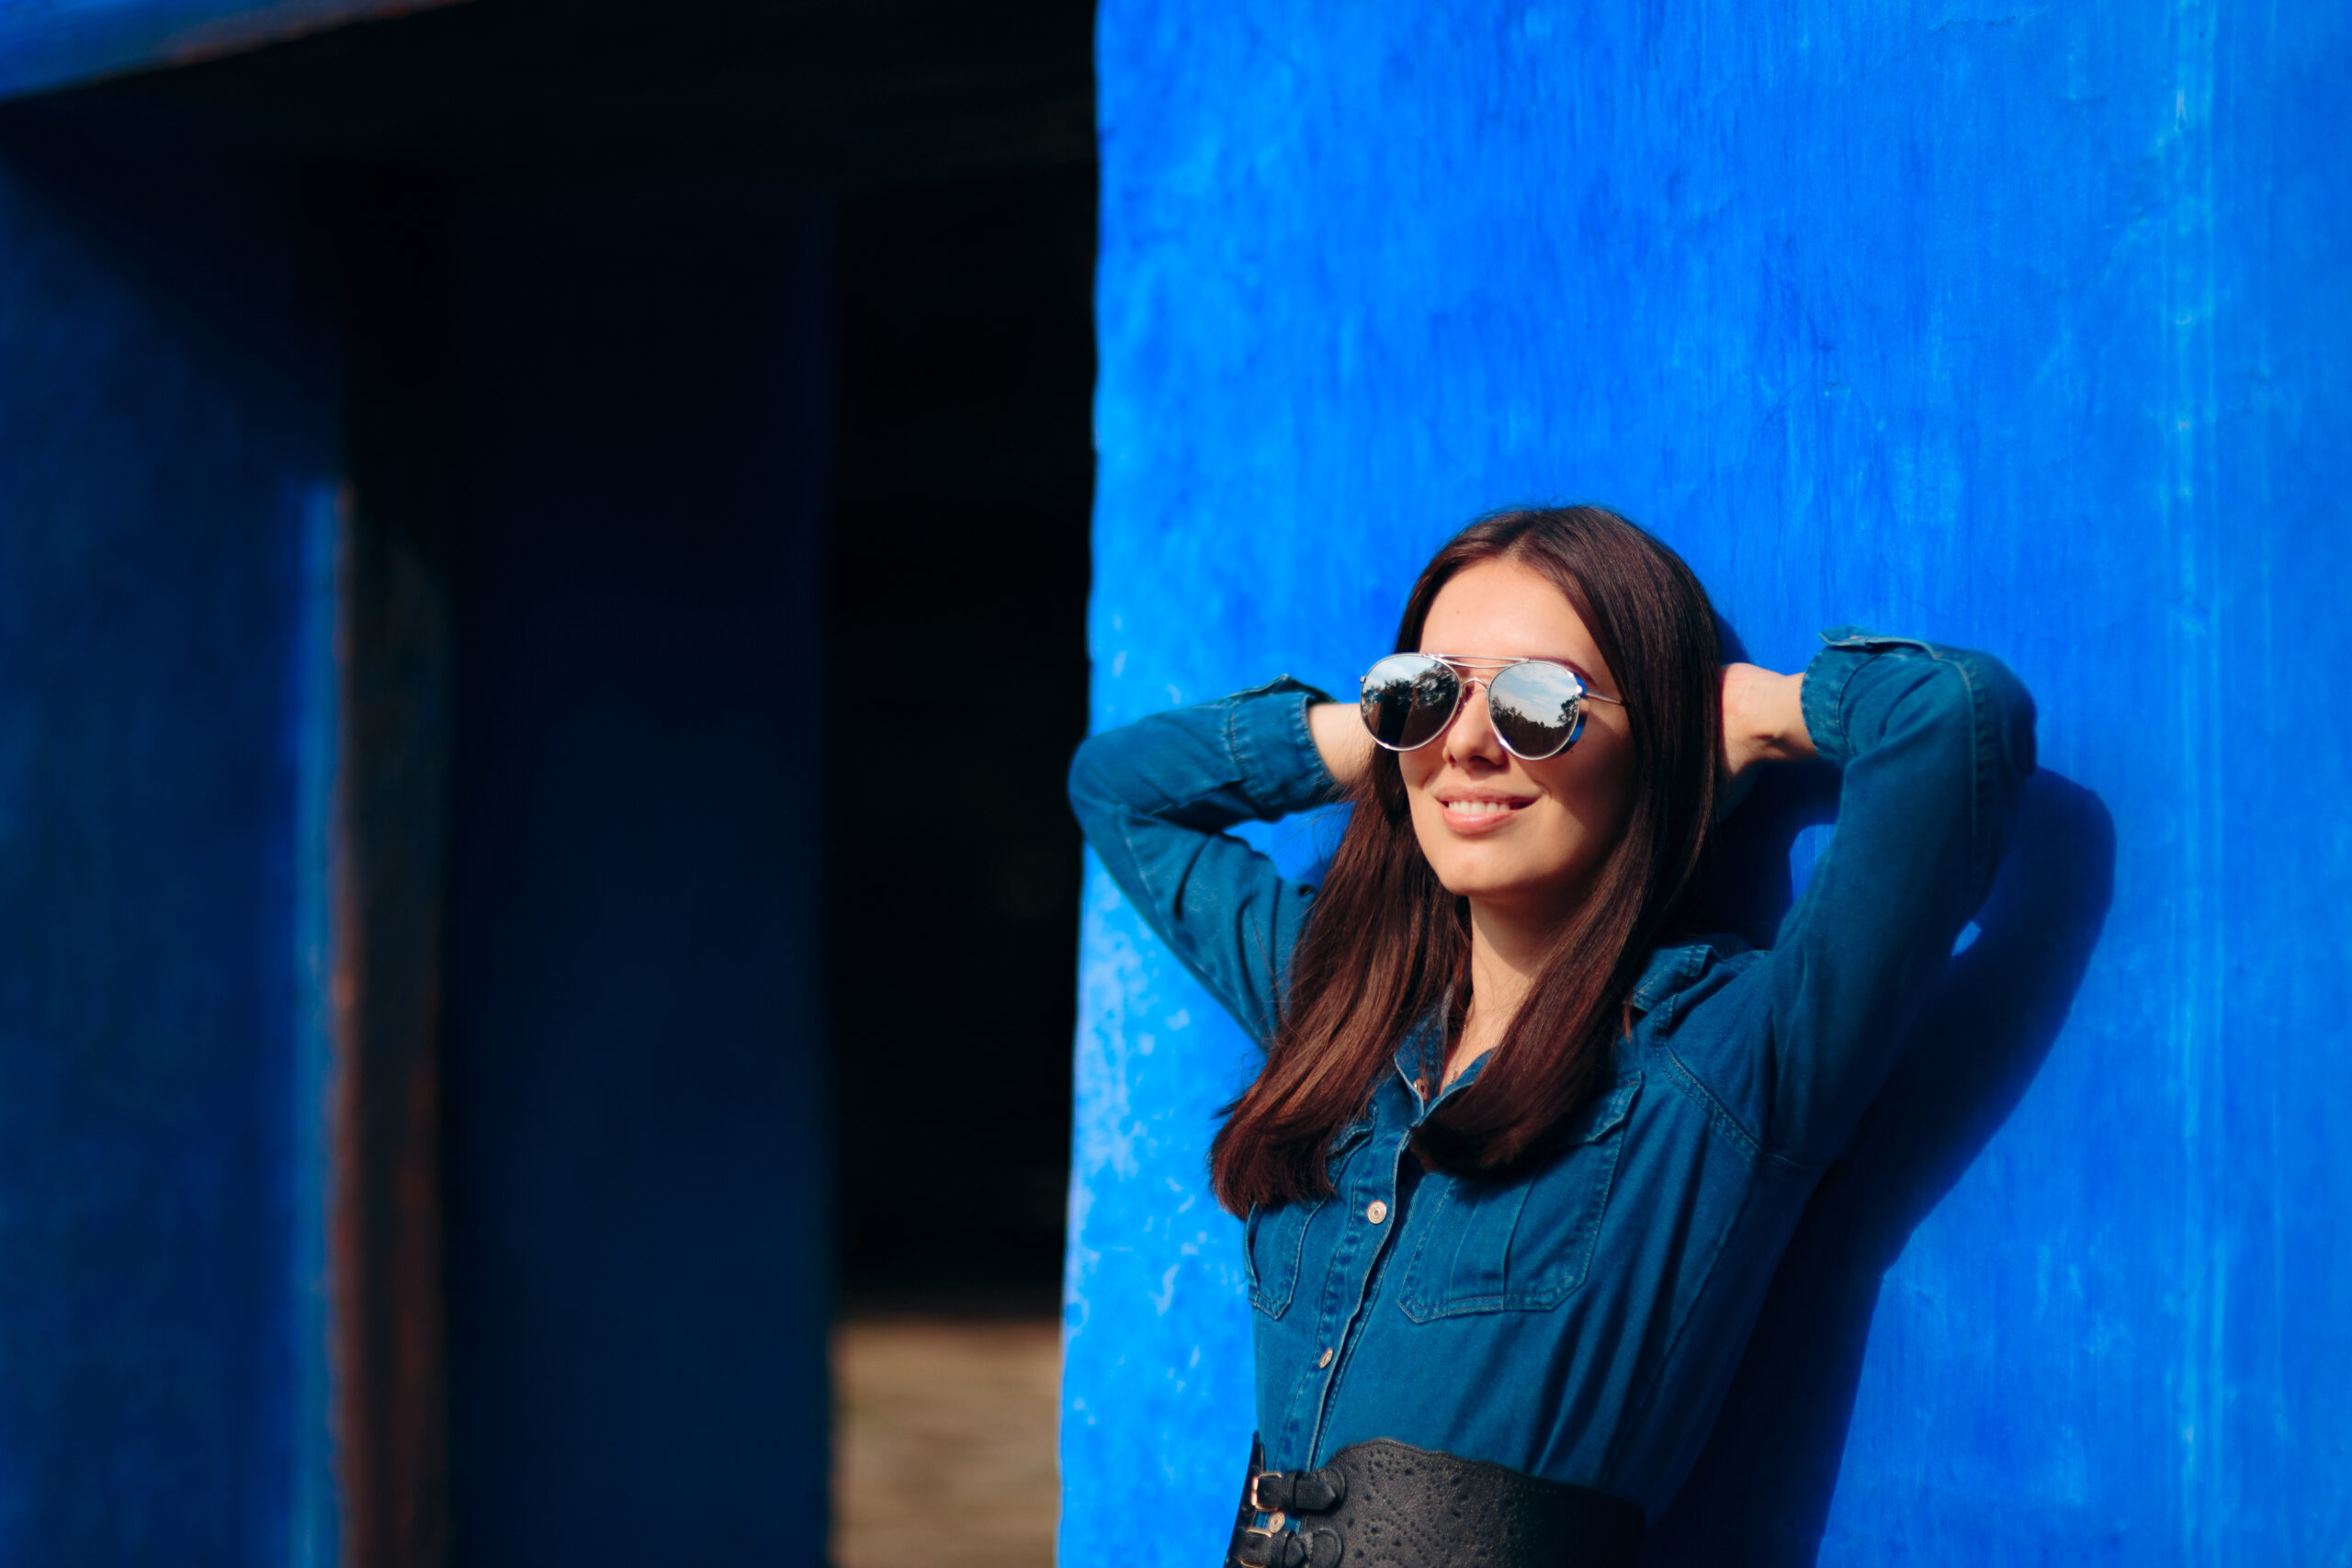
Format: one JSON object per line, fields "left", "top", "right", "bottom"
{"left": 1639, "top": 682, "right": 2115, "bottom": 1562}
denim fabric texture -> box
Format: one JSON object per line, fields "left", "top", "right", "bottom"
{"left": 1066, "top": 633, "right": 2036, "bottom": 1518}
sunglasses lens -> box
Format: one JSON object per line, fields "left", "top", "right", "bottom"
{"left": 1360, "top": 654, "right": 1459, "bottom": 750}
{"left": 1486, "top": 661, "right": 1587, "bottom": 759}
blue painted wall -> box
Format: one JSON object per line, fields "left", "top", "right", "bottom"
{"left": 441, "top": 182, "right": 832, "bottom": 1566}
{"left": 1069, "top": 1, "right": 2350, "bottom": 1562}
{"left": 1, "top": 36, "right": 838, "bottom": 1563}
{"left": 0, "top": 118, "right": 341, "bottom": 1562}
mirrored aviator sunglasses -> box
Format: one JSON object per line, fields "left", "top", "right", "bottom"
{"left": 1358, "top": 652, "right": 1623, "bottom": 761}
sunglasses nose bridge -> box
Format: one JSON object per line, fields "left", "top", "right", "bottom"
{"left": 1443, "top": 673, "right": 1509, "bottom": 757}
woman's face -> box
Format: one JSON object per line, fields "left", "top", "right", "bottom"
{"left": 1399, "top": 557, "right": 1638, "bottom": 923}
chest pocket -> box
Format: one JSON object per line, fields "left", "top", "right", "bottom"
{"left": 1396, "top": 1074, "right": 1640, "bottom": 1321}
{"left": 1245, "top": 1119, "right": 1374, "bottom": 1319}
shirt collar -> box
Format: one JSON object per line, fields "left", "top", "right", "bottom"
{"left": 1389, "top": 998, "right": 1453, "bottom": 1111}
{"left": 1385, "top": 942, "right": 1734, "bottom": 1101}
{"left": 1628, "top": 944, "right": 1696, "bottom": 1015}
{"left": 1629, "top": 934, "right": 1751, "bottom": 1014}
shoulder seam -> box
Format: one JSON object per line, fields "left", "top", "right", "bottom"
{"left": 1656, "top": 1038, "right": 1822, "bottom": 1179}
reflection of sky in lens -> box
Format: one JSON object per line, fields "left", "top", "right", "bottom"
{"left": 1492, "top": 662, "right": 1579, "bottom": 751}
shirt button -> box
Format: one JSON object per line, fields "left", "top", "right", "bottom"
{"left": 1365, "top": 1199, "right": 1389, "bottom": 1224}
{"left": 1317, "top": 1347, "right": 1334, "bottom": 1369}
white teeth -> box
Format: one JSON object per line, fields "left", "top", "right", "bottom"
{"left": 1447, "top": 799, "right": 1516, "bottom": 816}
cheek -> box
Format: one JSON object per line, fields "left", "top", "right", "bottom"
{"left": 1396, "top": 762, "right": 1464, "bottom": 868}
{"left": 1396, "top": 755, "right": 1446, "bottom": 828}
{"left": 1531, "top": 743, "right": 1638, "bottom": 841}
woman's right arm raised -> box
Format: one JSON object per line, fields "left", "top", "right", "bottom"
{"left": 1307, "top": 699, "right": 1376, "bottom": 792}
{"left": 1066, "top": 679, "right": 1346, "bottom": 1047}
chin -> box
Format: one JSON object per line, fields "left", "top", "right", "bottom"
{"left": 1428, "top": 829, "right": 1609, "bottom": 906}
{"left": 1424, "top": 848, "right": 1568, "bottom": 905}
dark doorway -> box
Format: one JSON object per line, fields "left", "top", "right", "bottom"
{"left": 826, "top": 164, "right": 1095, "bottom": 1305}
{"left": 19, "top": 3, "right": 1094, "bottom": 1561}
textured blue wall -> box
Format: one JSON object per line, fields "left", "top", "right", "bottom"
{"left": 0, "top": 119, "right": 341, "bottom": 1562}
{"left": 1069, "top": 1, "right": 2350, "bottom": 1562}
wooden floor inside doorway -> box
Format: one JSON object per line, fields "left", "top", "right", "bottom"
{"left": 832, "top": 1313, "right": 1062, "bottom": 1568}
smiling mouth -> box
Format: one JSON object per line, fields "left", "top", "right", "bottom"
{"left": 1440, "top": 797, "right": 1531, "bottom": 817}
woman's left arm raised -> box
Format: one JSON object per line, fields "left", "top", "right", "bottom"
{"left": 1718, "top": 632, "right": 2038, "bottom": 1165}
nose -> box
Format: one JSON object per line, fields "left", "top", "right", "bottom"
{"left": 1444, "top": 677, "right": 1511, "bottom": 768}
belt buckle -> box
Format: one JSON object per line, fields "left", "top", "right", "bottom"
{"left": 1234, "top": 1514, "right": 1283, "bottom": 1568}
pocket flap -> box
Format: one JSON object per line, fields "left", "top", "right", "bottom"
{"left": 1563, "top": 1074, "right": 1640, "bottom": 1145}
{"left": 1396, "top": 1074, "right": 1640, "bottom": 1321}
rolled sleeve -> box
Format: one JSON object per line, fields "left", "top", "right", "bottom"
{"left": 1067, "top": 677, "right": 1340, "bottom": 1046}
{"left": 1229, "top": 678, "right": 1339, "bottom": 818}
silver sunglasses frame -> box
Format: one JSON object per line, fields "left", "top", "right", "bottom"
{"left": 1358, "top": 652, "right": 1625, "bottom": 761}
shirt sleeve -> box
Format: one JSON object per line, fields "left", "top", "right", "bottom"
{"left": 1682, "top": 631, "right": 2039, "bottom": 1166}
{"left": 1065, "top": 677, "right": 1340, "bottom": 1049}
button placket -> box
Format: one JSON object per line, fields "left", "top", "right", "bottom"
{"left": 1275, "top": 1118, "right": 1387, "bottom": 1461}
{"left": 1299, "top": 1102, "right": 1413, "bottom": 1466}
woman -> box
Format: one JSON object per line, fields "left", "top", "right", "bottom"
{"left": 1066, "top": 506, "right": 2034, "bottom": 1564}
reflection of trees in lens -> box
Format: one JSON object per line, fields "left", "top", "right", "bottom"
{"left": 1364, "top": 656, "right": 1437, "bottom": 745}
{"left": 1409, "top": 664, "right": 1454, "bottom": 747}
{"left": 1493, "top": 663, "right": 1579, "bottom": 754}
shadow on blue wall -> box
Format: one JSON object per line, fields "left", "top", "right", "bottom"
{"left": 1646, "top": 761, "right": 2116, "bottom": 1562}
{"left": 437, "top": 181, "right": 833, "bottom": 1565}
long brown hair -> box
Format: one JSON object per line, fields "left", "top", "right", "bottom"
{"left": 1209, "top": 505, "right": 1723, "bottom": 1213}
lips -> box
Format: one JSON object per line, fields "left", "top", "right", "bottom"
{"left": 1439, "top": 796, "right": 1531, "bottom": 816}
{"left": 1433, "top": 792, "right": 1537, "bottom": 833}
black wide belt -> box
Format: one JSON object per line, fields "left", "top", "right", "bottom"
{"left": 1225, "top": 1436, "right": 1642, "bottom": 1568}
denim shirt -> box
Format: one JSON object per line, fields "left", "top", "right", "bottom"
{"left": 1066, "top": 633, "right": 2035, "bottom": 1519}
